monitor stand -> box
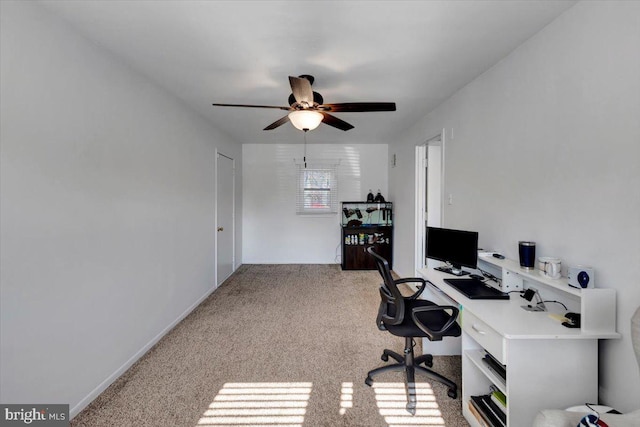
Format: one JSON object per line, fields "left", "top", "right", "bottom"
{"left": 434, "top": 266, "right": 470, "bottom": 276}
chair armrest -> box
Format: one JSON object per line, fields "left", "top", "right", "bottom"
{"left": 411, "top": 305, "right": 459, "bottom": 341}
{"left": 376, "top": 286, "right": 393, "bottom": 330}
{"left": 393, "top": 277, "right": 427, "bottom": 300}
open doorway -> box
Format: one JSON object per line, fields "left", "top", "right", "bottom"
{"left": 415, "top": 132, "right": 445, "bottom": 272}
{"left": 415, "top": 132, "right": 461, "bottom": 356}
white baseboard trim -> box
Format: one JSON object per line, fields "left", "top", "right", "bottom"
{"left": 69, "top": 283, "right": 219, "bottom": 419}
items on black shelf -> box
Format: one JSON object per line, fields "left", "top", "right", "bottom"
{"left": 344, "top": 232, "right": 391, "bottom": 246}
{"left": 366, "top": 189, "right": 374, "bottom": 202}
{"left": 373, "top": 189, "right": 385, "bottom": 202}
{"left": 341, "top": 201, "right": 393, "bottom": 270}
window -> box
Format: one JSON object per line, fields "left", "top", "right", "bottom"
{"left": 296, "top": 165, "right": 338, "bottom": 215}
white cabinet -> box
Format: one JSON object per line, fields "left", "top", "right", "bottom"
{"left": 461, "top": 308, "right": 598, "bottom": 426}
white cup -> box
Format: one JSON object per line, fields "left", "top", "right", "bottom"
{"left": 538, "top": 257, "right": 562, "bottom": 279}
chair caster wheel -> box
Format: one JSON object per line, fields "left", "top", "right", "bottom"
{"left": 447, "top": 388, "right": 457, "bottom": 399}
{"left": 423, "top": 355, "right": 433, "bottom": 368}
{"left": 365, "top": 377, "right": 373, "bottom": 387}
{"left": 406, "top": 404, "right": 416, "bottom": 415}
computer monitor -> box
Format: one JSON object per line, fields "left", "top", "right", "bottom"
{"left": 426, "top": 226, "right": 479, "bottom": 276}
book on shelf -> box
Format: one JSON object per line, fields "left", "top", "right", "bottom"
{"left": 490, "top": 387, "right": 507, "bottom": 411}
{"left": 485, "top": 395, "right": 506, "bottom": 425}
{"left": 468, "top": 400, "right": 491, "bottom": 427}
{"left": 482, "top": 352, "right": 507, "bottom": 381}
{"left": 470, "top": 394, "right": 506, "bottom": 427}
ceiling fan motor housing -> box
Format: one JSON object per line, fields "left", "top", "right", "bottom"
{"left": 288, "top": 91, "right": 324, "bottom": 108}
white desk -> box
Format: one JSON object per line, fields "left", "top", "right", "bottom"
{"left": 417, "top": 265, "right": 620, "bottom": 427}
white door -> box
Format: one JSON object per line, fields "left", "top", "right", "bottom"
{"left": 216, "top": 153, "right": 234, "bottom": 286}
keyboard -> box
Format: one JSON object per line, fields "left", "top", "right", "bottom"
{"left": 444, "top": 278, "right": 509, "bottom": 300}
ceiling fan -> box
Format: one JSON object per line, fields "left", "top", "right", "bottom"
{"left": 212, "top": 75, "right": 396, "bottom": 132}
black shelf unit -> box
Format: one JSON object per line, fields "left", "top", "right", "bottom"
{"left": 341, "top": 201, "right": 393, "bottom": 270}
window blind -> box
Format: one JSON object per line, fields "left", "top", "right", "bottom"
{"left": 296, "top": 163, "right": 338, "bottom": 215}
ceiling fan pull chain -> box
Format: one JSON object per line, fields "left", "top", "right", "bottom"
{"left": 303, "top": 130, "right": 308, "bottom": 168}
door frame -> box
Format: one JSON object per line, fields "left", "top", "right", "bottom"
{"left": 216, "top": 150, "right": 235, "bottom": 287}
{"left": 414, "top": 130, "right": 445, "bottom": 272}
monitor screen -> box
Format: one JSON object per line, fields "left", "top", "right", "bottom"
{"left": 426, "top": 227, "right": 478, "bottom": 275}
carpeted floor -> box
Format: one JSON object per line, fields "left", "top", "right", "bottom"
{"left": 71, "top": 264, "right": 469, "bottom": 427}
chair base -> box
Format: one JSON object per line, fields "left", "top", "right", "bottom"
{"left": 365, "top": 337, "right": 457, "bottom": 414}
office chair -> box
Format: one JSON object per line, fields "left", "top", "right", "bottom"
{"left": 365, "top": 247, "right": 461, "bottom": 414}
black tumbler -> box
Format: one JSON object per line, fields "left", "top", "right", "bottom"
{"left": 518, "top": 241, "right": 536, "bottom": 270}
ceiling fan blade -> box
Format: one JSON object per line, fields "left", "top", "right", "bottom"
{"left": 321, "top": 113, "right": 354, "bottom": 131}
{"left": 289, "top": 76, "right": 314, "bottom": 107}
{"left": 319, "top": 102, "right": 396, "bottom": 112}
{"left": 212, "top": 103, "right": 290, "bottom": 111}
{"left": 263, "top": 115, "right": 290, "bottom": 131}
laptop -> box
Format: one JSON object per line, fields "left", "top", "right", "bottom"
{"left": 444, "top": 278, "right": 509, "bottom": 300}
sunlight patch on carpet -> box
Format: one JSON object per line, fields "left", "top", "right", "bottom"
{"left": 372, "top": 382, "right": 445, "bottom": 426}
{"left": 197, "top": 382, "right": 312, "bottom": 426}
{"left": 339, "top": 382, "right": 353, "bottom": 415}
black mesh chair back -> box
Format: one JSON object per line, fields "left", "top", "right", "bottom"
{"left": 371, "top": 248, "right": 405, "bottom": 327}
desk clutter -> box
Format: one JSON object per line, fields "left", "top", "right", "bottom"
{"left": 483, "top": 241, "right": 596, "bottom": 288}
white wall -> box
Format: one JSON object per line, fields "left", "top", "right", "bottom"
{"left": 243, "top": 144, "right": 387, "bottom": 264}
{"left": 389, "top": 1, "right": 640, "bottom": 411}
{"left": 0, "top": 1, "right": 242, "bottom": 416}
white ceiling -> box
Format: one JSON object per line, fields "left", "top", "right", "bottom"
{"left": 39, "top": 0, "right": 577, "bottom": 145}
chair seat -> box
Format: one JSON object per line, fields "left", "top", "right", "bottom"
{"left": 385, "top": 299, "right": 461, "bottom": 339}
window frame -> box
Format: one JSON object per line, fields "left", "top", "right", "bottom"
{"left": 296, "top": 165, "right": 338, "bottom": 215}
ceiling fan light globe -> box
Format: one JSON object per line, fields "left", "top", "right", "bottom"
{"left": 288, "top": 110, "right": 323, "bottom": 131}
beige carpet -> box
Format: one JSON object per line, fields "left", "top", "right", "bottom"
{"left": 71, "top": 264, "right": 469, "bottom": 427}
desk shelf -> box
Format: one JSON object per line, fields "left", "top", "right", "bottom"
{"left": 477, "top": 254, "right": 618, "bottom": 336}
{"left": 465, "top": 349, "right": 506, "bottom": 394}
{"left": 479, "top": 254, "right": 581, "bottom": 296}
{"left": 462, "top": 348, "right": 507, "bottom": 427}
